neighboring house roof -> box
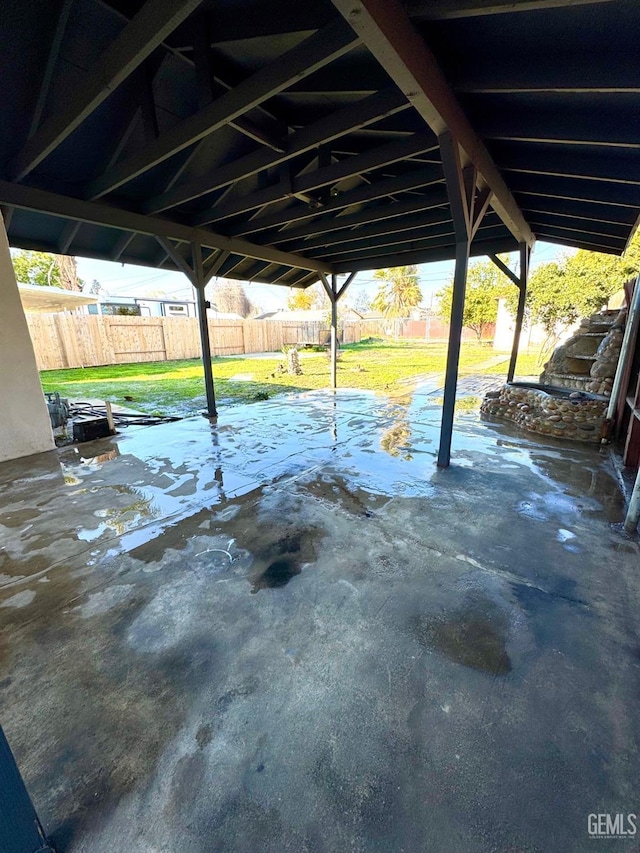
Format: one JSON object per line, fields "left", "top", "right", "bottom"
{"left": 254, "top": 309, "right": 327, "bottom": 322}
{"left": 18, "top": 283, "right": 98, "bottom": 313}
{"left": 97, "top": 295, "right": 195, "bottom": 305}
{"left": 254, "top": 308, "right": 361, "bottom": 322}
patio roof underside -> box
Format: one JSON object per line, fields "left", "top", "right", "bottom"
{"left": 1, "top": 0, "right": 638, "bottom": 288}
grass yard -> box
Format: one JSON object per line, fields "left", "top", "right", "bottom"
{"left": 40, "top": 340, "right": 546, "bottom": 415}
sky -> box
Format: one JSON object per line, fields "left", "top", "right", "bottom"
{"left": 75, "top": 240, "right": 573, "bottom": 313}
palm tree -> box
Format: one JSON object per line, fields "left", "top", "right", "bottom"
{"left": 371, "top": 266, "right": 423, "bottom": 338}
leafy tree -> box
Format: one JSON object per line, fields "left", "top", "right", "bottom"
{"left": 371, "top": 266, "right": 422, "bottom": 317}
{"left": 12, "top": 251, "right": 60, "bottom": 287}
{"left": 113, "top": 306, "right": 140, "bottom": 316}
{"left": 12, "top": 250, "right": 83, "bottom": 291}
{"left": 287, "top": 283, "right": 326, "bottom": 311}
{"left": 209, "top": 278, "right": 256, "bottom": 317}
{"left": 436, "top": 256, "right": 511, "bottom": 340}
{"left": 514, "top": 230, "right": 640, "bottom": 334}
{"left": 348, "top": 289, "right": 373, "bottom": 314}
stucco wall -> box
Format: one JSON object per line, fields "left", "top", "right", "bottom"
{"left": 0, "top": 214, "right": 54, "bottom": 462}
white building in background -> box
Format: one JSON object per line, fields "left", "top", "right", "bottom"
{"left": 18, "top": 283, "right": 99, "bottom": 314}
{"left": 85, "top": 294, "right": 244, "bottom": 320}
{"left": 494, "top": 297, "right": 551, "bottom": 352}
{"left": 86, "top": 294, "right": 197, "bottom": 317}
{"left": 493, "top": 297, "right": 583, "bottom": 353}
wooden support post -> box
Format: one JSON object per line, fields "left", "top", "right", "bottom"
{"left": 437, "top": 128, "right": 511, "bottom": 466}
{"left": 437, "top": 132, "right": 479, "bottom": 468}
{"left": 507, "top": 243, "right": 530, "bottom": 382}
{"left": 320, "top": 272, "right": 356, "bottom": 390}
{"left": 156, "top": 236, "right": 217, "bottom": 417}
{"left": 438, "top": 239, "right": 470, "bottom": 467}
{"left": 192, "top": 242, "right": 217, "bottom": 418}
{"left": 330, "top": 275, "right": 338, "bottom": 390}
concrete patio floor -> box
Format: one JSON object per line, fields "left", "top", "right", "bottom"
{"left": 1, "top": 387, "right": 639, "bottom": 852}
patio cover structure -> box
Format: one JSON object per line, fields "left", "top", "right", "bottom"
{"left": 1, "top": 0, "right": 640, "bottom": 468}
{"left": 1, "top": 0, "right": 640, "bottom": 847}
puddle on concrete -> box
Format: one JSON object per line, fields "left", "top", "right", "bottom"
{"left": 250, "top": 528, "right": 319, "bottom": 593}
{"left": 302, "top": 475, "right": 382, "bottom": 517}
{"left": 0, "top": 551, "right": 51, "bottom": 586}
{"left": 0, "top": 507, "right": 40, "bottom": 528}
{"left": 117, "top": 482, "right": 322, "bottom": 594}
{"left": 380, "top": 421, "right": 412, "bottom": 459}
{"left": 252, "top": 558, "right": 301, "bottom": 592}
{"left": 411, "top": 601, "right": 512, "bottom": 675}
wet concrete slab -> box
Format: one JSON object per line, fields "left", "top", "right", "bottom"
{"left": 1, "top": 388, "right": 639, "bottom": 853}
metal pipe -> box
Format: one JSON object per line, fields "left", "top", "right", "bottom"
{"left": 437, "top": 239, "right": 470, "bottom": 467}
{"left": 606, "top": 273, "right": 640, "bottom": 421}
{"left": 330, "top": 273, "right": 338, "bottom": 390}
{"left": 624, "top": 465, "right": 640, "bottom": 533}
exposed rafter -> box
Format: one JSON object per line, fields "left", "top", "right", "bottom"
{"left": 283, "top": 208, "right": 456, "bottom": 253}
{"left": 307, "top": 221, "right": 506, "bottom": 263}
{"left": 192, "top": 16, "right": 285, "bottom": 153}
{"left": 332, "top": 236, "right": 517, "bottom": 273}
{"left": 0, "top": 180, "right": 332, "bottom": 274}
{"left": 58, "top": 220, "right": 82, "bottom": 253}
{"left": 331, "top": 0, "right": 533, "bottom": 246}
{"left": 507, "top": 174, "right": 640, "bottom": 208}
{"left": 405, "top": 0, "right": 616, "bottom": 19}
{"left": 479, "top": 111, "right": 640, "bottom": 149}
{"left": 9, "top": 0, "right": 205, "bottom": 181}
{"left": 519, "top": 202, "right": 637, "bottom": 229}
{"left": 196, "top": 133, "right": 437, "bottom": 225}
{"left": 229, "top": 167, "right": 444, "bottom": 236}
{"left": 110, "top": 231, "right": 137, "bottom": 261}
{"left": 452, "top": 55, "right": 640, "bottom": 94}
{"left": 86, "top": 20, "right": 359, "bottom": 199}
{"left": 145, "top": 88, "right": 409, "bottom": 215}
{"left": 271, "top": 192, "right": 450, "bottom": 244}
{"left": 532, "top": 231, "right": 622, "bottom": 254}
{"left": 494, "top": 147, "right": 640, "bottom": 186}
{"left": 28, "top": 0, "right": 74, "bottom": 139}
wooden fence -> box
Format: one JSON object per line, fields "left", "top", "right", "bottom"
{"left": 27, "top": 314, "right": 382, "bottom": 370}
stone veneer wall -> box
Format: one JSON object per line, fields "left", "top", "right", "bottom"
{"left": 585, "top": 320, "right": 625, "bottom": 396}
{"left": 541, "top": 308, "right": 625, "bottom": 397}
{"left": 480, "top": 385, "right": 607, "bottom": 443}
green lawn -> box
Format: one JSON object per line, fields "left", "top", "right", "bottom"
{"left": 40, "top": 340, "right": 545, "bottom": 415}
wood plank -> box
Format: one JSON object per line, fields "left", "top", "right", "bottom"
{"left": 331, "top": 0, "right": 533, "bottom": 245}
{"left": 10, "top": 0, "right": 205, "bottom": 180}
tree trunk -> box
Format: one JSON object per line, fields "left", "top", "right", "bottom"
{"left": 55, "top": 254, "right": 82, "bottom": 291}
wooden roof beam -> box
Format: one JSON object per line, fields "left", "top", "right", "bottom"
{"left": 229, "top": 166, "right": 444, "bottom": 236}
{"left": 332, "top": 236, "right": 518, "bottom": 272}
{"left": 0, "top": 180, "right": 332, "bottom": 274}
{"left": 270, "top": 192, "right": 450, "bottom": 243}
{"left": 146, "top": 88, "right": 409, "bottom": 215}
{"left": 9, "top": 0, "right": 205, "bottom": 181}
{"left": 331, "top": 0, "right": 533, "bottom": 246}
{"left": 406, "top": 0, "right": 616, "bottom": 19}
{"left": 86, "top": 20, "right": 359, "bottom": 199}
{"left": 195, "top": 131, "right": 437, "bottom": 225}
